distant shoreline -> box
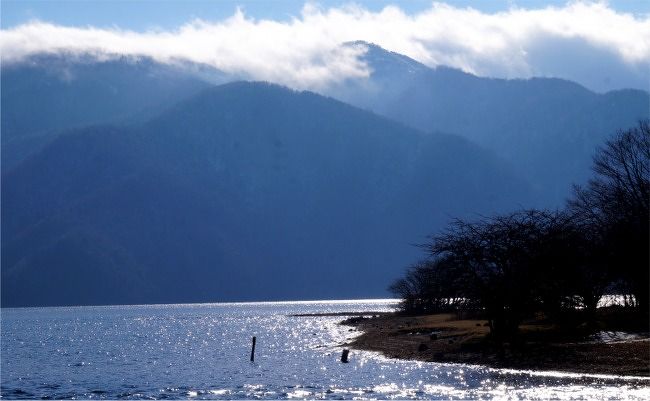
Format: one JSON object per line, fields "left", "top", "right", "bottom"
{"left": 289, "top": 311, "right": 392, "bottom": 317}
{"left": 341, "top": 312, "right": 650, "bottom": 377}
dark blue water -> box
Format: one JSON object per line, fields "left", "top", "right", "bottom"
{"left": 1, "top": 300, "right": 648, "bottom": 399}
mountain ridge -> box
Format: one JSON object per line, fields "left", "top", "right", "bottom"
{"left": 2, "top": 81, "right": 534, "bottom": 307}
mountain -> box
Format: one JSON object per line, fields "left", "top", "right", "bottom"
{"left": 5, "top": 47, "right": 647, "bottom": 207}
{"left": 1, "top": 82, "right": 533, "bottom": 307}
{"left": 326, "top": 42, "right": 650, "bottom": 205}
{"left": 1, "top": 55, "right": 225, "bottom": 169}
{"left": 4, "top": 45, "right": 644, "bottom": 307}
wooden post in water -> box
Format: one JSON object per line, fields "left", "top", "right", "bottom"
{"left": 340, "top": 349, "right": 349, "bottom": 363}
{"left": 250, "top": 336, "right": 256, "bottom": 362}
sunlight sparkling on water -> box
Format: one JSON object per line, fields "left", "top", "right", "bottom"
{"left": 1, "top": 300, "right": 648, "bottom": 400}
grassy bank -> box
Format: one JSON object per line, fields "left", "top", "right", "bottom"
{"left": 342, "top": 310, "right": 650, "bottom": 376}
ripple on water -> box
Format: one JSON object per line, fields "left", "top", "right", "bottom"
{"left": 1, "top": 300, "right": 648, "bottom": 400}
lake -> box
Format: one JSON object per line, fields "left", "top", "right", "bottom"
{"left": 1, "top": 300, "right": 648, "bottom": 399}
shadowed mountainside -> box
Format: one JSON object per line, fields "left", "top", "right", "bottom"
{"left": 5, "top": 48, "right": 646, "bottom": 207}
{"left": 2, "top": 82, "right": 533, "bottom": 307}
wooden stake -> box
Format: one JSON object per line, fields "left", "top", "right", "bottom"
{"left": 341, "top": 349, "right": 349, "bottom": 363}
{"left": 250, "top": 336, "right": 256, "bottom": 362}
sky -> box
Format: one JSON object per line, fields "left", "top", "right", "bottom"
{"left": 2, "top": 0, "right": 649, "bottom": 30}
{"left": 1, "top": 1, "right": 649, "bottom": 92}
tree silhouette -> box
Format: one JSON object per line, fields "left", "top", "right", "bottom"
{"left": 570, "top": 120, "right": 650, "bottom": 313}
{"left": 390, "top": 120, "right": 650, "bottom": 338}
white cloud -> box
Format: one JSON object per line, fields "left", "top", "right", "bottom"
{"left": 1, "top": 1, "right": 649, "bottom": 91}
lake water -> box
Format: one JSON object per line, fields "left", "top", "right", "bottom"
{"left": 1, "top": 300, "right": 648, "bottom": 399}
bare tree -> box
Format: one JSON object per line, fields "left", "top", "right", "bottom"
{"left": 570, "top": 120, "right": 650, "bottom": 313}
{"left": 389, "top": 121, "right": 649, "bottom": 341}
{"left": 395, "top": 209, "right": 608, "bottom": 339}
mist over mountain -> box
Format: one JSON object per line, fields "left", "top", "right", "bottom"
{"left": 326, "top": 42, "right": 650, "bottom": 205}
{"left": 1, "top": 82, "right": 533, "bottom": 307}
{"left": 5, "top": 44, "right": 646, "bottom": 207}
{"left": 1, "top": 55, "right": 222, "bottom": 169}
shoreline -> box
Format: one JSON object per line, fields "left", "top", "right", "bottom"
{"left": 289, "top": 311, "right": 392, "bottom": 317}
{"left": 341, "top": 312, "right": 650, "bottom": 377}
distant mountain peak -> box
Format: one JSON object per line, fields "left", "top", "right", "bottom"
{"left": 342, "top": 41, "right": 430, "bottom": 76}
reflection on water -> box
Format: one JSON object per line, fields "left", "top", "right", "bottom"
{"left": 1, "top": 300, "right": 648, "bottom": 399}
{"left": 586, "top": 331, "right": 649, "bottom": 343}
